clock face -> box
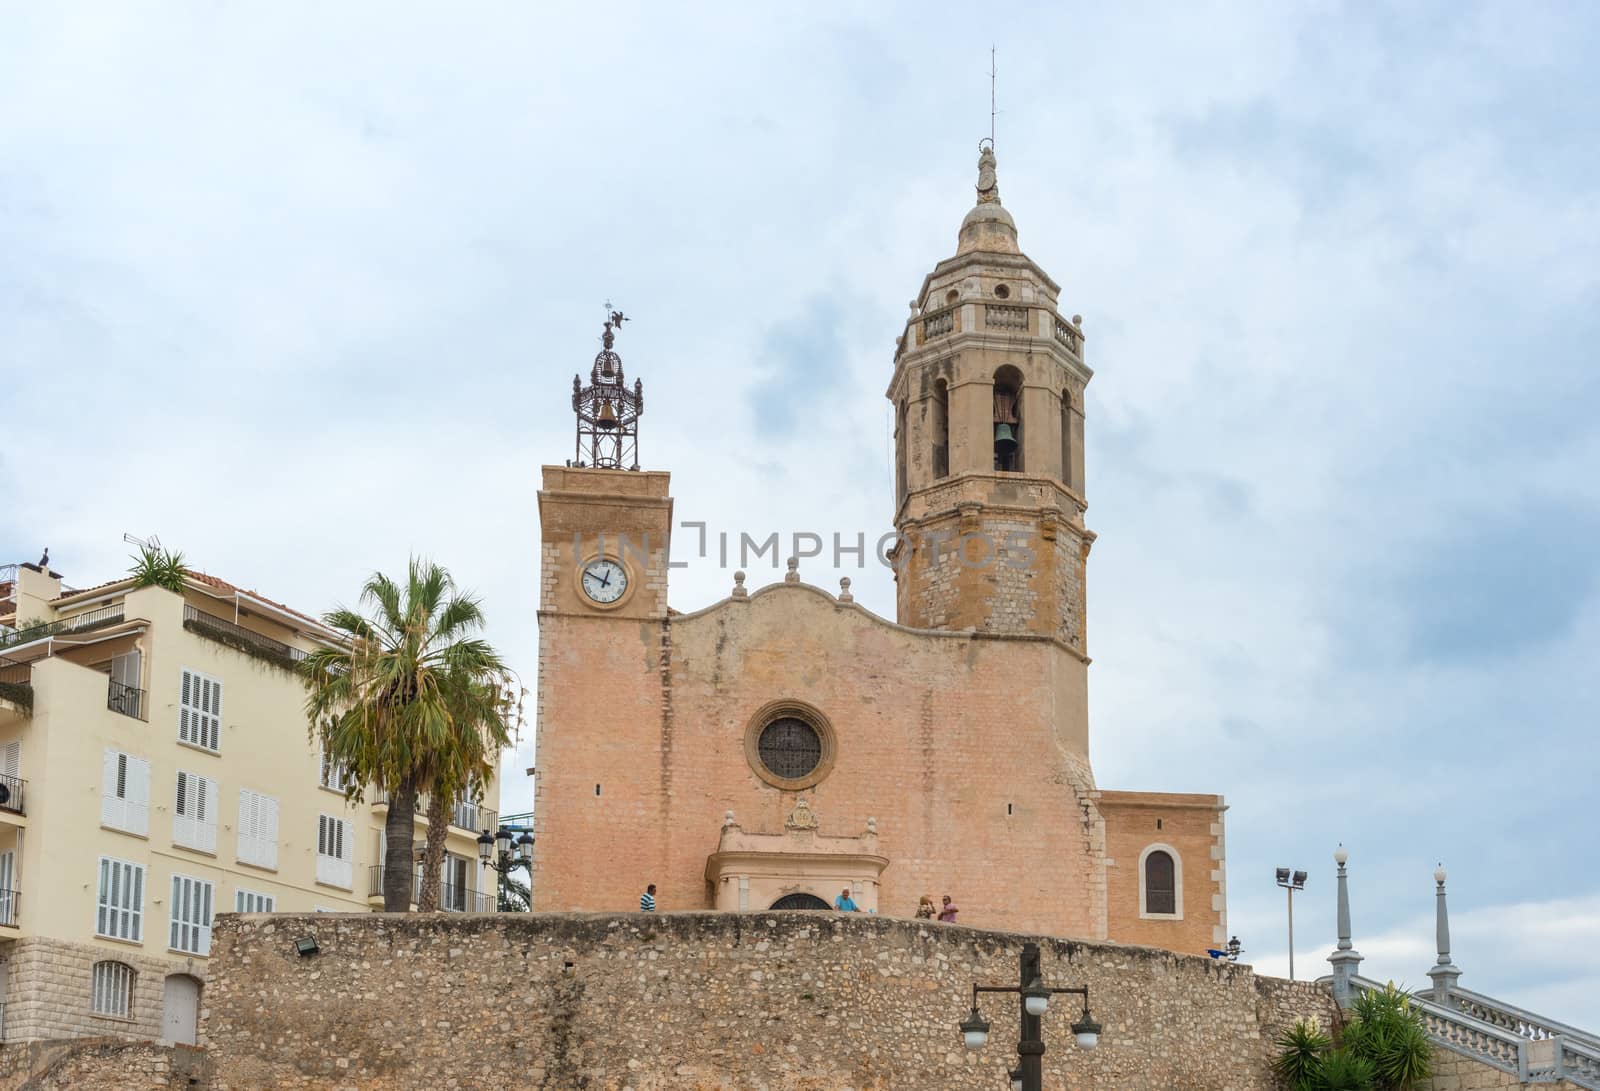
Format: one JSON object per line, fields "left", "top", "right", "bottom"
{"left": 580, "top": 559, "right": 628, "bottom": 604}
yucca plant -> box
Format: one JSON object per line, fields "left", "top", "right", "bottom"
{"left": 1316, "top": 1050, "right": 1377, "bottom": 1091}
{"left": 128, "top": 545, "right": 188, "bottom": 593}
{"left": 1349, "top": 984, "right": 1431, "bottom": 1089}
{"left": 1274, "top": 1020, "right": 1331, "bottom": 1089}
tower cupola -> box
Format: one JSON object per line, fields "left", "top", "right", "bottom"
{"left": 885, "top": 144, "right": 1094, "bottom": 648}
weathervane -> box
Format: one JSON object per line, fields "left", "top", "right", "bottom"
{"left": 570, "top": 301, "right": 644, "bottom": 470}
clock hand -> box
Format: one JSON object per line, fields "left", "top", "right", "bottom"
{"left": 598, "top": 570, "right": 611, "bottom": 587}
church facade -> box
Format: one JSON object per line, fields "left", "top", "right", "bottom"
{"left": 532, "top": 147, "right": 1228, "bottom": 956}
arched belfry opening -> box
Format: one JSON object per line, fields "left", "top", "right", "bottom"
{"left": 993, "top": 365, "right": 1023, "bottom": 472}
{"left": 932, "top": 379, "right": 950, "bottom": 479}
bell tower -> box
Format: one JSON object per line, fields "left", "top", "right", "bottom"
{"left": 886, "top": 143, "right": 1093, "bottom": 650}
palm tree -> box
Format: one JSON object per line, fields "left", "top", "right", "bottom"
{"left": 302, "top": 559, "right": 507, "bottom": 912}
{"left": 414, "top": 676, "right": 510, "bottom": 911}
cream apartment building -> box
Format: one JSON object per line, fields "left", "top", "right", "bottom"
{"left": 0, "top": 559, "right": 500, "bottom": 1044}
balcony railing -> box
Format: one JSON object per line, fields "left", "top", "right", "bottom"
{"left": 107, "top": 679, "right": 146, "bottom": 720}
{"left": 374, "top": 790, "right": 497, "bottom": 833}
{"left": 0, "top": 888, "right": 19, "bottom": 928}
{"left": 0, "top": 604, "right": 126, "bottom": 652}
{"left": 368, "top": 866, "right": 494, "bottom": 912}
{"left": 0, "top": 772, "right": 25, "bottom": 816}
{"left": 183, "top": 605, "right": 308, "bottom": 671}
{"left": 452, "top": 800, "right": 498, "bottom": 834}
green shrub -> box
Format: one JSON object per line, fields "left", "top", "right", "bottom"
{"left": 1273, "top": 983, "right": 1431, "bottom": 1091}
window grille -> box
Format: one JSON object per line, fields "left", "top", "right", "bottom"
{"left": 235, "top": 889, "right": 276, "bottom": 913}
{"left": 756, "top": 717, "right": 822, "bottom": 780}
{"left": 90, "top": 960, "right": 135, "bottom": 1018}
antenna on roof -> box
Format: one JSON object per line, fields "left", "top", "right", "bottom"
{"left": 122, "top": 532, "right": 162, "bottom": 551}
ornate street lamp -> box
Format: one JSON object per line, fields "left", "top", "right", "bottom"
{"left": 478, "top": 826, "right": 534, "bottom": 870}
{"left": 958, "top": 942, "right": 1101, "bottom": 1091}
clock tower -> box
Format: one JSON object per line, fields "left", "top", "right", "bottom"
{"left": 532, "top": 314, "right": 673, "bottom": 910}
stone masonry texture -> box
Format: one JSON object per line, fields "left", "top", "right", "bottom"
{"left": 200, "top": 911, "right": 1338, "bottom": 1090}
{"left": 0, "top": 912, "right": 1568, "bottom": 1090}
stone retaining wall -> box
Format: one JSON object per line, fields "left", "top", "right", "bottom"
{"left": 201, "top": 911, "right": 1336, "bottom": 1090}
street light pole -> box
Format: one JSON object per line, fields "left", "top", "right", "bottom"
{"left": 1275, "top": 867, "right": 1307, "bottom": 980}
{"left": 959, "top": 941, "right": 1101, "bottom": 1091}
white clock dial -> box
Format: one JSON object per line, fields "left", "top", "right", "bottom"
{"left": 580, "top": 559, "right": 628, "bottom": 604}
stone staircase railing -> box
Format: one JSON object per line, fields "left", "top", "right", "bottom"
{"left": 1347, "top": 975, "right": 1599, "bottom": 1087}
{"left": 1324, "top": 854, "right": 1598, "bottom": 1089}
{"left": 1447, "top": 985, "right": 1600, "bottom": 1051}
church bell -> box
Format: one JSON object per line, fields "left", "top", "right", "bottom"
{"left": 993, "top": 422, "right": 1018, "bottom": 456}
{"left": 597, "top": 400, "right": 619, "bottom": 429}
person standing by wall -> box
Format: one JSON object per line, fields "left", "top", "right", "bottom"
{"left": 640, "top": 884, "right": 657, "bottom": 912}
{"left": 938, "top": 894, "right": 959, "bottom": 923}
{"left": 834, "top": 887, "right": 859, "bottom": 912}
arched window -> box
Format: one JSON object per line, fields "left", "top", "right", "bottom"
{"left": 932, "top": 379, "right": 949, "bottom": 479}
{"left": 1060, "top": 387, "right": 1073, "bottom": 486}
{"left": 993, "top": 366, "right": 1023, "bottom": 472}
{"left": 91, "top": 960, "right": 136, "bottom": 1018}
{"left": 770, "top": 893, "right": 831, "bottom": 911}
{"left": 1139, "top": 844, "right": 1182, "bottom": 918}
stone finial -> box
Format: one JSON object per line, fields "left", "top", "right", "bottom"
{"left": 1427, "top": 861, "right": 1462, "bottom": 1001}
{"left": 865, "top": 816, "right": 877, "bottom": 835}
{"left": 838, "top": 577, "right": 853, "bottom": 603}
{"left": 722, "top": 809, "right": 736, "bottom": 828}
{"left": 1072, "top": 314, "right": 1082, "bottom": 327}
{"left": 784, "top": 556, "right": 800, "bottom": 583}
{"left": 976, "top": 141, "right": 1000, "bottom": 205}
{"left": 1328, "top": 843, "right": 1363, "bottom": 1008}
{"left": 731, "top": 571, "right": 748, "bottom": 599}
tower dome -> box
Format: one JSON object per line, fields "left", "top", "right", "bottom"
{"left": 957, "top": 141, "right": 1018, "bottom": 255}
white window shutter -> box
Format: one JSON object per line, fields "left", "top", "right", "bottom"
{"left": 204, "top": 677, "right": 221, "bottom": 749}
{"left": 237, "top": 791, "right": 256, "bottom": 866}
{"left": 179, "top": 670, "right": 222, "bottom": 751}
{"left": 203, "top": 777, "right": 219, "bottom": 853}
{"left": 101, "top": 750, "right": 123, "bottom": 829}
{"left": 261, "top": 796, "right": 279, "bottom": 869}
{"left": 1, "top": 741, "right": 19, "bottom": 778}
{"left": 127, "top": 756, "right": 149, "bottom": 836}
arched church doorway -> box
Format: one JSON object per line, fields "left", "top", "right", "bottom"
{"left": 162, "top": 973, "right": 202, "bottom": 1045}
{"left": 768, "top": 893, "right": 830, "bottom": 911}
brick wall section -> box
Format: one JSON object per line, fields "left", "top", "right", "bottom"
{"left": 1098, "top": 790, "right": 1228, "bottom": 954}
{"left": 535, "top": 581, "right": 1113, "bottom": 940}
{"left": 200, "top": 911, "right": 1339, "bottom": 1090}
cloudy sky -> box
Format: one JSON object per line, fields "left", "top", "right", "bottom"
{"left": 4, "top": 3, "right": 1597, "bottom": 1027}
